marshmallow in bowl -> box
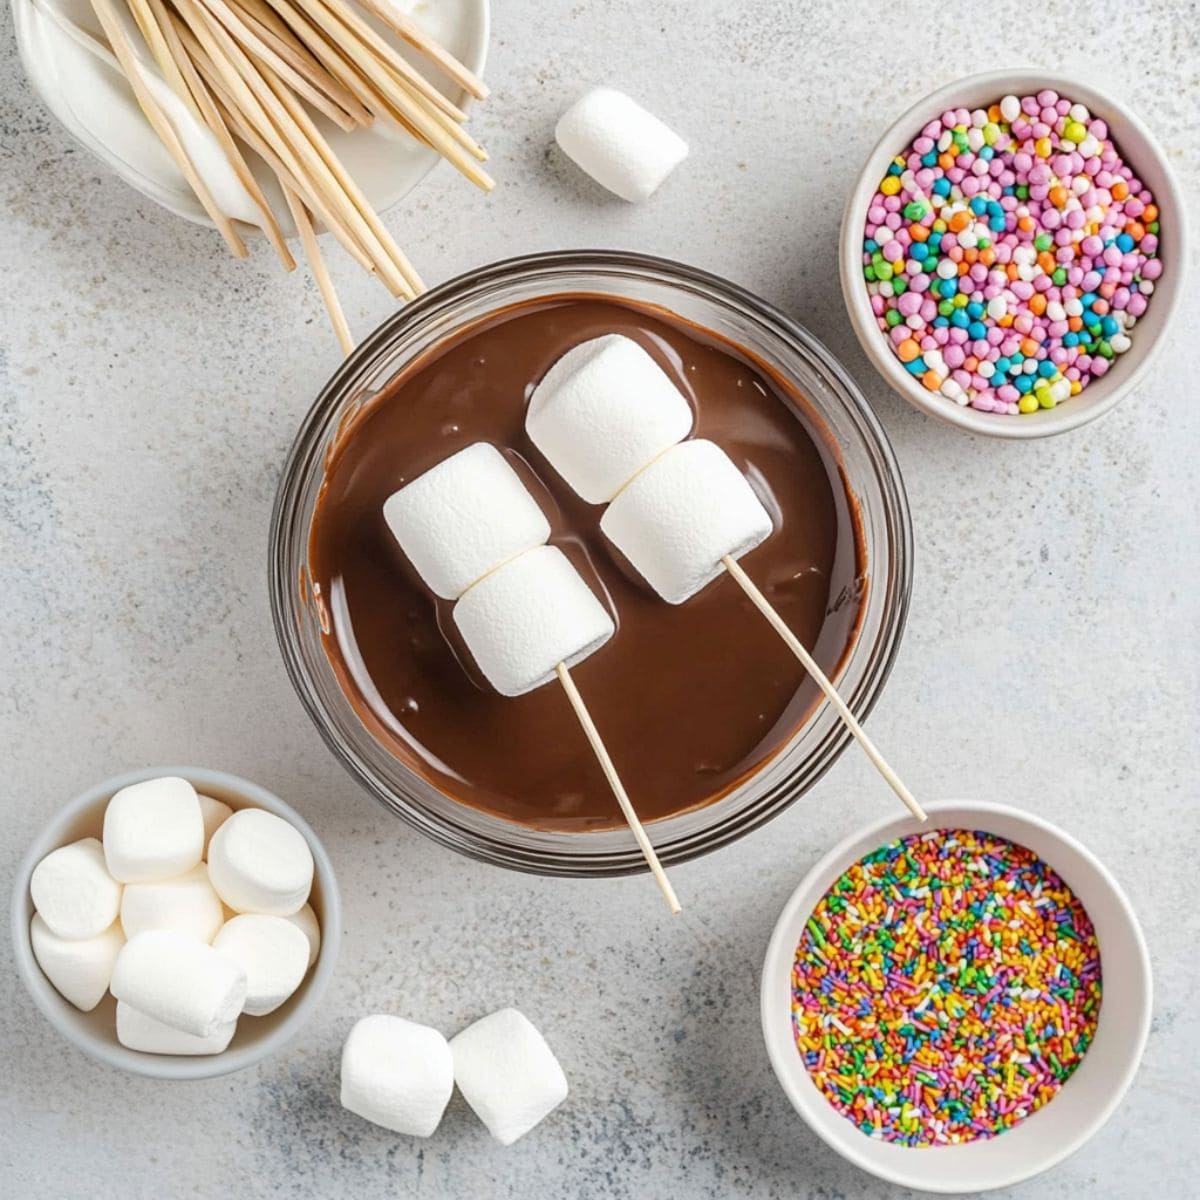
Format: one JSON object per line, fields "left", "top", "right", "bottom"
{"left": 450, "top": 1008, "right": 569, "bottom": 1145}
{"left": 527, "top": 334, "right": 693, "bottom": 503}
{"left": 198, "top": 794, "right": 233, "bottom": 852}
{"left": 283, "top": 903, "right": 322, "bottom": 969}
{"left": 102, "top": 776, "right": 204, "bottom": 883}
{"left": 383, "top": 443, "right": 552, "bottom": 600}
{"left": 120, "top": 864, "right": 224, "bottom": 944}
{"left": 600, "top": 439, "right": 774, "bottom": 603}
{"left": 110, "top": 929, "right": 247, "bottom": 1038}
{"left": 453, "top": 546, "right": 615, "bottom": 697}
{"left": 555, "top": 87, "right": 688, "bottom": 203}
{"left": 116, "top": 1001, "right": 237, "bottom": 1056}
{"left": 30, "top": 836, "right": 122, "bottom": 940}
{"left": 30, "top": 915, "right": 124, "bottom": 1012}
{"left": 340, "top": 1015, "right": 454, "bottom": 1137}
{"left": 212, "top": 915, "right": 311, "bottom": 1016}
{"left": 207, "top": 808, "right": 314, "bottom": 916}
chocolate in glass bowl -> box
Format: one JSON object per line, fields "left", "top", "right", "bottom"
{"left": 270, "top": 253, "right": 907, "bottom": 873}
{"left": 307, "top": 294, "right": 867, "bottom": 832}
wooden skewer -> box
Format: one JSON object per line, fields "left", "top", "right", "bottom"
{"left": 283, "top": 186, "right": 354, "bottom": 355}
{"left": 720, "top": 555, "right": 926, "bottom": 822}
{"left": 352, "top": 0, "right": 488, "bottom": 101}
{"left": 88, "top": 0, "right": 248, "bottom": 258}
{"left": 555, "top": 663, "right": 681, "bottom": 914}
{"left": 152, "top": 0, "right": 296, "bottom": 269}
{"left": 193, "top": 0, "right": 361, "bottom": 131}
{"left": 224, "top": 0, "right": 372, "bottom": 125}
{"left": 126, "top": 0, "right": 203, "bottom": 121}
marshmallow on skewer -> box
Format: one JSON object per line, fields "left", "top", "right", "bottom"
{"left": 110, "top": 929, "right": 247, "bottom": 1038}
{"left": 116, "top": 1001, "right": 236, "bottom": 1056}
{"left": 555, "top": 87, "right": 688, "bottom": 202}
{"left": 383, "top": 443, "right": 551, "bottom": 600}
{"left": 120, "top": 864, "right": 225, "bottom": 944}
{"left": 527, "top": 335, "right": 694, "bottom": 503}
{"left": 450, "top": 1008, "right": 569, "bottom": 1145}
{"left": 30, "top": 837, "right": 122, "bottom": 941}
{"left": 212, "top": 915, "right": 311, "bottom": 1016}
{"left": 30, "top": 915, "right": 124, "bottom": 1012}
{"left": 601, "top": 439, "right": 773, "bottom": 604}
{"left": 341, "top": 1015, "right": 454, "bottom": 1137}
{"left": 207, "top": 808, "right": 314, "bottom": 917}
{"left": 103, "top": 776, "right": 204, "bottom": 883}
{"left": 453, "top": 546, "right": 615, "bottom": 697}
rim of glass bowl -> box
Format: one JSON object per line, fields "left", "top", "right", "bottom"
{"left": 269, "top": 250, "right": 914, "bottom": 877}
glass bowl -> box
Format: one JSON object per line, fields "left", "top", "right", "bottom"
{"left": 269, "top": 250, "right": 913, "bottom": 876}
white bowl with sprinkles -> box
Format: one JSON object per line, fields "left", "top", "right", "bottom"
{"left": 840, "top": 70, "right": 1187, "bottom": 437}
{"left": 760, "top": 800, "right": 1151, "bottom": 1193}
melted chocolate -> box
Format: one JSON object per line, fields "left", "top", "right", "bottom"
{"left": 308, "top": 296, "right": 866, "bottom": 831}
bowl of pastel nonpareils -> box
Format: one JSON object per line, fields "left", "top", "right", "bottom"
{"left": 840, "top": 70, "right": 1187, "bottom": 437}
{"left": 760, "top": 800, "right": 1151, "bottom": 1193}
{"left": 11, "top": 766, "right": 340, "bottom": 1079}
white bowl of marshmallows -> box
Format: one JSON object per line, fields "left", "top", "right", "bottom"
{"left": 11, "top": 766, "right": 340, "bottom": 1079}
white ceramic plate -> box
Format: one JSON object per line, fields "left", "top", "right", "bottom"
{"left": 761, "top": 800, "right": 1151, "bottom": 1193}
{"left": 12, "top": 0, "right": 489, "bottom": 229}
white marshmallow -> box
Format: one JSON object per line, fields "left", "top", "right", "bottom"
{"left": 283, "top": 903, "right": 321, "bottom": 968}
{"left": 555, "top": 87, "right": 688, "bottom": 202}
{"left": 198, "top": 794, "right": 233, "bottom": 852}
{"left": 600, "top": 439, "right": 773, "bottom": 604}
{"left": 212, "top": 915, "right": 310, "bottom": 1016}
{"left": 116, "top": 1002, "right": 236, "bottom": 1056}
{"left": 110, "top": 930, "right": 247, "bottom": 1037}
{"left": 30, "top": 837, "right": 122, "bottom": 940}
{"left": 30, "top": 915, "right": 124, "bottom": 1011}
{"left": 450, "top": 1008, "right": 568, "bottom": 1145}
{"left": 453, "top": 546, "right": 614, "bottom": 697}
{"left": 120, "top": 864, "right": 224, "bottom": 944}
{"left": 340, "top": 1015, "right": 454, "bottom": 1137}
{"left": 206, "top": 808, "right": 314, "bottom": 916}
{"left": 383, "top": 443, "right": 552, "bottom": 600}
{"left": 102, "top": 776, "right": 204, "bottom": 883}
{"left": 527, "top": 335, "right": 694, "bottom": 503}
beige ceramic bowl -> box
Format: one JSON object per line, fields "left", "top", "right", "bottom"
{"left": 840, "top": 70, "right": 1187, "bottom": 437}
{"left": 11, "top": 766, "right": 340, "bottom": 1080}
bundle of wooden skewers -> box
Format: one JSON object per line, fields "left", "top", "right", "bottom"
{"left": 87, "top": 0, "right": 491, "bottom": 350}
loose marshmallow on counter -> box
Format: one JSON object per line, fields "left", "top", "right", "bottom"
{"left": 341, "top": 1015, "right": 454, "bottom": 1137}
{"left": 103, "top": 776, "right": 204, "bottom": 883}
{"left": 283, "top": 903, "right": 321, "bottom": 969}
{"left": 527, "top": 334, "right": 693, "bottom": 503}
{"left": 450, "top": 1008, "right": 569, "bottom": 1145}
{"left": 116, "top": 1001, "right": 236, "bottom": 1056}
{"left": 600, "top": 439, "right": 773, "bottom": 604}
{"left": 30, "top": 837, "right": 122, "bottom": 941}
{"left": 212, "top": 915, "right": 310, "bottom": 1016}
{"left": 206, "top": 808, "right": 313, "bottom": 916}
{"left": 110, "top": 929, "right": 247, "bottom": 1038}
{"left": 198, "top": 794, "right": 233, "bottom": 852}
{"left": 30, "top": 915, "right": 124, "bottom": 1012}
{"left": 383, "top": 443, "right": 552, "bottom": 600}
{"left": 555, "top": 87, "right": 688, "bottom": 203}
{"left": 453, "top": 546, "right": 614, "bottom": 697}
{"left": 120, "top": 864, "right": 224, "bottom": 944}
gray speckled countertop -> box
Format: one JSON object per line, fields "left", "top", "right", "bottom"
{"left": 2, "top": 2, "right": 1198, "bottom": 1196}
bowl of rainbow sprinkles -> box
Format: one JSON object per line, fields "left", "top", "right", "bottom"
{"left": 840, "top": 70, "right": 1186, "bottom": 437}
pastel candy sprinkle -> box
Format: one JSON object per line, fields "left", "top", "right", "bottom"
{"left": 862, "top": 93, "right": 1162, "bottom": 415}
{"left": 790, "top": 829, "right": 1102, "bottom": 1147}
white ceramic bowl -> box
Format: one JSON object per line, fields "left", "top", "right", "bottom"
{"left": 840, "top": 69, "right": 1187, "bottom": 438}
{"left": 11, "top": 766, "right": 341, "bottom": 1080}
{"left": 761, "top": 800, "right": 1150, "bottom": 1193}
{"left": 11, "top": 0, "right": 489, "bottom": 231}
